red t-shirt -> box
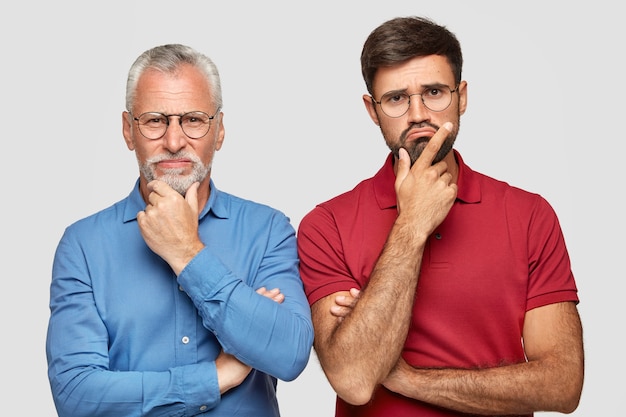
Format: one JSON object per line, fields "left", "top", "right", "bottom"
{"left": 297, "top": 151, "right": 578, "bottom": 417}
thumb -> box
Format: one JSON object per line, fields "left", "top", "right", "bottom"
{"left": 185, "top": 182, "right": 200, "bottom": 216}
{"left": 394, "top": 147, "right": 411, "bottom": 190}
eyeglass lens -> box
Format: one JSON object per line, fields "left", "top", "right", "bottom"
{"left": 136, "top": 112, "right": 212, "bottom": 139}
{"left": 379, "top": 87, "right": 454, "bottom": 117}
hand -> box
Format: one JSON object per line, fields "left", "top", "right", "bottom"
{"left": 394, "top": 122, "right": 458, "bottom": 237}
{"left": 216, "top": 286, "right": 285, "bottom": 393}
{"left": 330, "top": 288, "right": 361, "bottom": 321}
{"left": 255, "top": 286, "right": 285, "bottom": 304}
{"left": 215, "top": 350, "right": 252, "bottom": 394}
{"left": 136, "top": 180, "right": 205, "bottom": 274}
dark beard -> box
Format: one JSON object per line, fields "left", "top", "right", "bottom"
{"left": 404, "top": 135, "right": 454, "bottom": 166}
{"left": 389, "top": 121, "right": 458, "bottom": 166}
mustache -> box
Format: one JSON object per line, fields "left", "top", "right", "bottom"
{"left": 400, "top": 122, "right": 440, "bottom": 144}
{"left": 145, "top": 151, "right": 201, "bottom": 165}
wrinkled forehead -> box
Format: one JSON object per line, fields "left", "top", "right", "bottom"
{"left": 373, "top": 55, "right": 455, "bottom": 95}
{"left": 132, "top": 66, "right": 214, "bottom": 114}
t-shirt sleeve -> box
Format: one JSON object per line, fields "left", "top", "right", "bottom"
{"left": 297, "top": 205, "right": 362, "bottom": 305}
{"left": 525, "top": 195, "right": 579, "bottom": 310}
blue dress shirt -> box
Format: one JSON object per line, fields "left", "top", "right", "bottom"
{"left": 46, "top": 179, "right": 314, "bottom": 417}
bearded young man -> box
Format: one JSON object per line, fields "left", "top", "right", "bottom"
{"left": 297, "top": 16, "right": 583, "bottom": 417}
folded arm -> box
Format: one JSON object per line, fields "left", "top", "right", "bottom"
{"left": 177, "top": 214, "right": 314, "bottom": 382}
{"left": 137, "top": 180, "right": 313, "bottom": 381}
{"left": 308, "top": 127, "right": 457, "bottom": 405}
{"left": 331, "top": 293, "right": 584, "bottom": 414}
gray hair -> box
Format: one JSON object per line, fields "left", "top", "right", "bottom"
{"left": 125, "top": 44, "right": 222, "bottom": 112}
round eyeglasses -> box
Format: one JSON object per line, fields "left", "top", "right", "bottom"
{"left": 131, "top": 109, "right": 220, "bottom": 140}
{"left": 371, "top": 85, "right": 458, "bottom": 118}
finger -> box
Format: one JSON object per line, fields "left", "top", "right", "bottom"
{"left": 146, "top": 180, "right": 169, "bottom": 196}
{"left": 330, "top": 305, "right": 352, "bottom": 319}
{"left": 335, "top": 294, "right": 358, "bottom": 308}
{"left": 334, "top": 295, "right": 350, "bottom": 307}
{"left": 266, "top": 288, "right": 281, "bottom": 297}
{"left": 256, "top": 287, "right": 281, "bottom": 297}
{"left": 256, "top": 287, "right": 276, "bottom": 295}
{"left": 349, "top": 288, "right": 361, "bottom": 299}
{"left": 146, "top": 191, "right": 159, "bottom": 206}
{"left": 256, "top": 287, "right": 284, "bottom": 304}
{"left": 440, "top": 171, "right": 453, "bottom": 185}
{"left": 412, "top": 121, "right": 453, "bottom": 170}
{"left": 395, "top": 147, "right": 411, "bottom": 186}
{"left": 145, "top": 181, "right": 176, "bottom": 207}
{"left": 185, "top": 182, "right": 200, "bottom": 216}
{"left": 330, "top": 304, "right": 347, "bottom": 316}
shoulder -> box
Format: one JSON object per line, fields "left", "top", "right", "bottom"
{"left": 460, "top": 153, "right": 545, "bottom": 208}
{"left": 211, "top": 189, "right": 296, "bottom": 240}
{"left": 468, "top": 165, "right": 559, "bottom": 227}
{"left": 302, "top": 156, "right": 391, "bottom": 224}
{"left": 64, "top": 199, "right": 126, "bottom": 234}
{"left": 300, "top": 178, "right": 375, "bottom": 227}
{"left": 217, "top": 189, "right": 290, "bottom": 219}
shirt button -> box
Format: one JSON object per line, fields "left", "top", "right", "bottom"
{"left": 181, "top": 336, "right": 190, "bottom": 344}
{"left": 199, "top": 405, "right": 207, "bottom": 412}
{"left": 435, "top": 233, "right": 442, "bottom": 240}
{"left": 178, "top": 285, "right": 184, "bottom": 291}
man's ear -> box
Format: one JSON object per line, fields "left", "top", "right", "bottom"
{"left": 122, "top": 111, "right": 135, "bottom": 151}
{"left": 214, "top": 112, "right": 225, "bottom": 151}
{"left": 362, "top": 94, "right": 381, "bottom": 126}
{"left": 457, "top": 80, "right": 468, "bottom": 116}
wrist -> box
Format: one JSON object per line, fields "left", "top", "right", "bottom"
{"left": 171, "top": 242, "right": 205, "bottom": 276}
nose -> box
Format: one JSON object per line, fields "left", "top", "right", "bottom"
{"left": 162, "top": 117, "right": 187, "bottom": 152}
{"left": 406, "top": 94, "right": 430, "bottom": 124}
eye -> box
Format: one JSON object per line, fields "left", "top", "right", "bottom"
{"left": 424, "top": 88, "right": 443, "bottom": 98}
{"left": 182, "top": 112, "right": 209, "bottom": 126}
{"left": 382, "top": 92, "right": 409, "bottom": 106}
{"left": 141, "top": 114, "right": 167, "bottom": 126}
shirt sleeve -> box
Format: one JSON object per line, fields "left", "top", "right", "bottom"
{"left": 297, "top": 204, "right": 365, "bottom": 305}
{"left": 525, "top": 195, "right": 579, "bottom": 310}
{"left": 46, "top": 231, "right": 220, "bottom": 417}
{"left": 177, "top": 211, "right": 314, "bottom": 382}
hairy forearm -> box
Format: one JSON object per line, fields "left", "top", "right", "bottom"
{"left": 384, "top": 355, "right": 582, "bottom": 415}
{"left": 316, "top": 219, "right": 428, "bottom": 404}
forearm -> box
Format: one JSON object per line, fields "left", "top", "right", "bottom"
{"left": 179, "top": 247, "right": 313, "bottom": 381}
{"left": 49, "top": 363, "right": 218, "bottom": 417}
{"left": 316, "top": 220, "right": 428, "bottom": 404}
{"left": 384, "top": 357, "right": 581, "bottom": 415}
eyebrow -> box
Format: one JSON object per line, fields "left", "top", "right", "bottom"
{"left": 381, "top": 87, "right": 409, "bottom": 96}
{"left": 382, "top": 82, "right": 451, "bottom": 96}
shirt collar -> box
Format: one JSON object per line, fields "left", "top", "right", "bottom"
{"left": 202, "top": 179, "right": 229, "bottom": 219}
{"left": 372, "top": 149, "right": 482, "bottom": 210}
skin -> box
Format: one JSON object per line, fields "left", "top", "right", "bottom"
{"left": 122, "top": 64, "right": 223, "bottom": 275}
{"left": 311, "top": 55, "right": 584, "bottom": 414}
{"left": 368, "top": 55, "right": 465, "bottom": 168}
{"left": 121, "top": 63, "right": 285, "bottom": 394}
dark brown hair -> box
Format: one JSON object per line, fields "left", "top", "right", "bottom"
{"left": 360, "top": 16, "right": 463, "bottom": 94}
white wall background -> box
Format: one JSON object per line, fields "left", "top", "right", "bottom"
{"left": 2, "top": 1, "right": 621, "bottom": 415}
